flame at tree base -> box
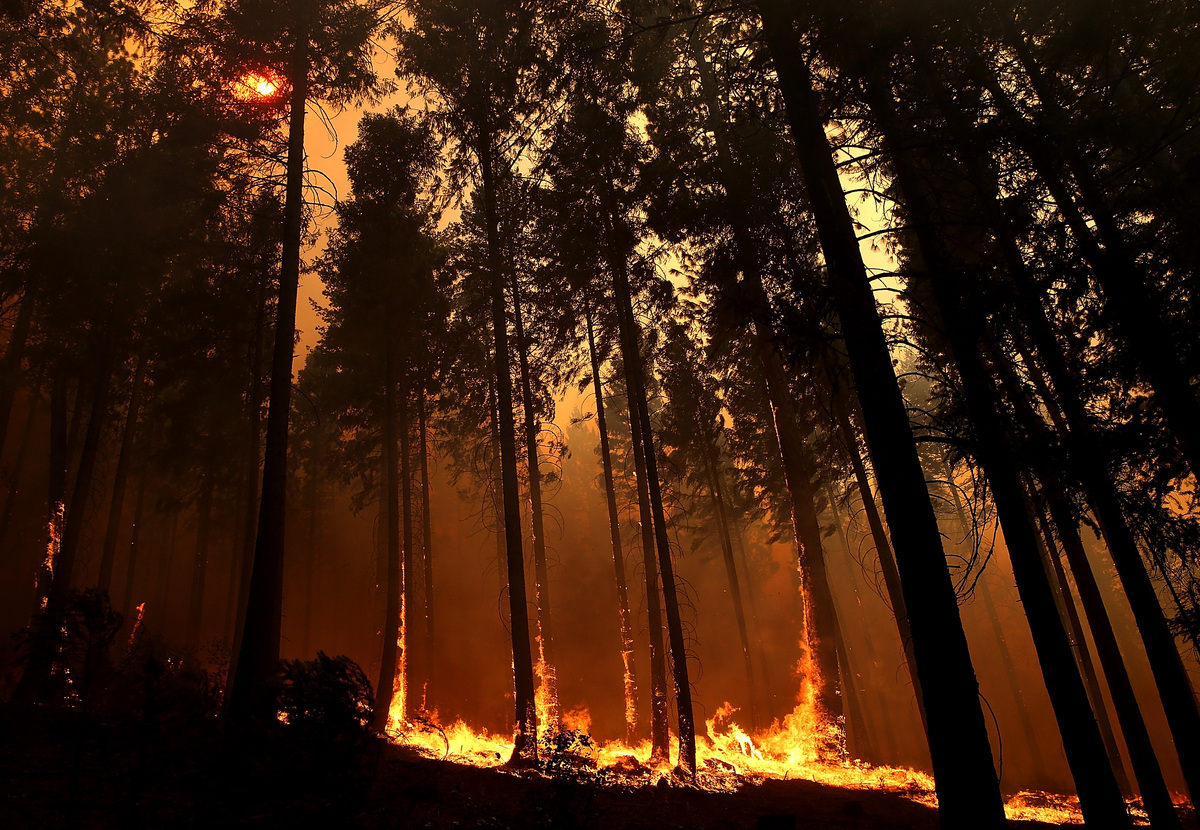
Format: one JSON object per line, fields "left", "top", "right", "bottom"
{"left": 380, "top": 700, "right": 1136, "bottom": 825}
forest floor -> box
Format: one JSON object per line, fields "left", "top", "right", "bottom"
{"left": 6, "top": 701, "right": 1187, "bottom": 830}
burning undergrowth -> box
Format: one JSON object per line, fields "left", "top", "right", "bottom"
{"left": 382, "top": 702, "right": 1114, "bottom": 825}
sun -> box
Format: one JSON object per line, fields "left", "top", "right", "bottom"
{"left": 236, "top": 71, "right": 280, "bottom": 101}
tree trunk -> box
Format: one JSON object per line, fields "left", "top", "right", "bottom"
{"left": 585, "top": 304, "right": 640, "bottom": 743}
{"left": 53, "top": 344, "right": 114, "bottom": 604}
{"left": 1028, "top": 488, "right": 1131, "bottom": 794}
{"left": 690, "top": 22, "right": 842, "bottom": 725}
{"left": 0, "top": 392, "right": 39, "bottom": 553}
{"left": 99, "top": 352, "right": 147, "bottom": 593}
{"left": 512, "top": 280, "right": 559, "bottom": 730}
{"left": 33, "top": 378, "right": 68, "bottom": 612}
{"left": 374, "top": 347, "right": 403, "bottom": 731}
{"left": 975, "top": 570, "right": 1055, "bottom": 786}
{"left": 862, "top": 73, "right": 1129, "bottom": 826}
{"left": 755, "top": 4, "right": 1006, "bottom": 820}
{"left": 185, "top": 468, "right": 216, "bottom": 653}
{"left": 228, "top": 23, "right": 309, "bottom": 721}
{"left": 478, "top": 127, "right": 537, "bottom": 763}
{"left": 301, "top": 474, "right": 317, "bottom": 659}
{"left": 121, "top": 437, "right": 151, "bottom": 618}
{"left": 418, "top": 387, "right": 434, "bottom": 711}
{"left": 728, "top": 504, "right": 777, "bottom": 723}
{"left": 0, "top": 292, "right": 34, "bottom": 453}
{"left": 831, "top": 398, "right": 926, "bottom": 735}
{"left": 706, "top": 452, "right": 759, "bottom": 731}
{"left": 400, "top": 377, "right": 414, "bottom": 722}
{"left": 226, "top": 301, "right": 265, "bottom": 652}
{"left": 610, "top": 225, "right": 696, "bottom": 776}
{"left": 626, "top": 374, "right": 672, "bottom": 761}
{"left": 942, "top": 58, "right": 1200, "bottom": 803}
{"left": 1045, "top": 487, "right": 1183, "bottom": 829}
{"left": 826, "top": 484, "right": 899, "bottom": 762}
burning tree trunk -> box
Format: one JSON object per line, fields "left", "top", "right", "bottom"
{"left": 608, "top": 217, "right": 696, "bottom": 776}
{"left": 478, "top": 128, "right": 537, "bottom": 763}
{"left": 99, "top": 352, "right": 147, "bottom": 593}
{"left": 754, "top": 3, "right": 1006, "bottom": 821}
{"left": 512, "top": 279, "right": 559, "bottom": 730}
{"left": 374, "top": 345, "right": 404, "bottom": 731}
{"left": 626, "top": 367, "right": 671, "bottom": 762}
{"left": 690, "top": 23, "right": 843, "bottom": 727}
{"left": 585, "top": 303, "right": 640, "bottom": 743}
{"left": 14, "top": 343, "right": 114, "bottom": 703}
{"left": 418, "top": 387, "right": 435, "bottom": 711}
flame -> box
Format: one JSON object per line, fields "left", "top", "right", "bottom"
{"left": 533, "top": 634, "right": 559, "bottom": 735}
{"left": 385, "top": 584, "right": 407, "bottom": 732}
{"left": 379, "top": 694, "right": 1101, "bottom": 824}
{"left": 376, "top": 641, "right": 1096, "bottom": 824}
{"left": 128, "top": 601, "right": 146, "bottom": 648}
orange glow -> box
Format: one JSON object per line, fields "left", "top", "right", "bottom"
{"left": 236, "top": 72, "right": 280, "bottom": 101}
{"left": 376, "top": 643, "right": 1096, "bottom": 826}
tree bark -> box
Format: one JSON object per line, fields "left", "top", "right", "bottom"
{"left": 374, "top": 346, "right": 403, "bottom": 731}
{"left": 418, "top": 387, "right": 434, "bottom": 711}
{"left": 626, "top": 367, "right": 671, "bottom": 761}
{"left": 862, "top": 72, "right": 1130, "bottom": 825}
{"left": 478, "top": 127, "right": 537, "bottom": 763}
{"left": 607, "top": 203, "right": 696, "bottom": 775}
{"left": 706, "top": 451, "right": 759, "bottom": 731}
{"left": 512, "top": 279, "right": 559, "bottom": 729}
{"left": 585, "top": 303, "right": 640, "bottom": 743}
{"left": 228, "top": 21, "right": 309, "bottom": 721}
{"left": 755, "top": 4, "right": 1006, "bottom": 821}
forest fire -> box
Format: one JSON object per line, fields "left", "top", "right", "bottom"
{"left": 5, "top": 0, "right": 1200, "bottom": 827}
{"left": 381, "top": 697, "right": 1101, "bottom": 825}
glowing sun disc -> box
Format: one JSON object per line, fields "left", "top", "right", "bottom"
{"left": 238, "top": 72, "right": 279, "bottom": 100}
